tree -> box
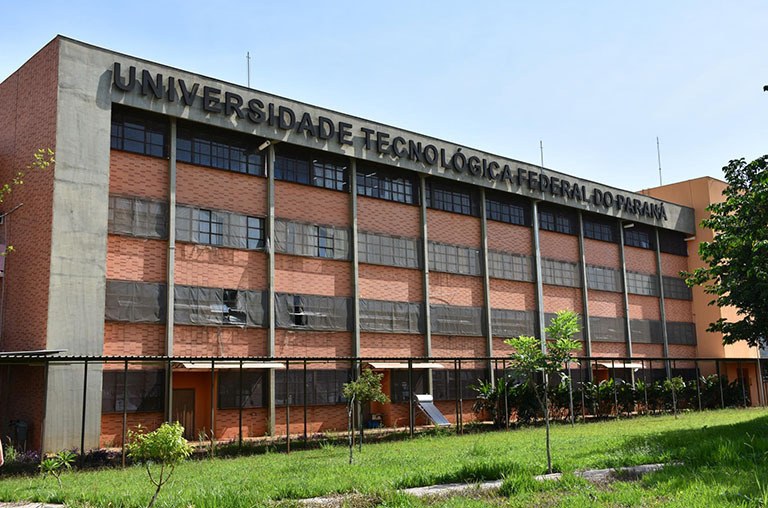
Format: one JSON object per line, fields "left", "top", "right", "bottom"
{"left": 505, "top": 310, "right": 580, "bottom": 474}
{"left": 127, "top": 422, "right": 192, "bottom": 508}
{"left": 342, "top": 368, "right": 388, "bottom": 464}
{"left": 685, "top": 155, "right": 768, "bottom": 349}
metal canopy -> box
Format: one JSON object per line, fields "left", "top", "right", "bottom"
{"left": 173, "top": 361, "right": 286, "bottom": 370}
{"left": 367, "top": 362, "right": 445, "bottom": 370}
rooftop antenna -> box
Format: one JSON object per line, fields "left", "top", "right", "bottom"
{"left": 246, "top": 52, "right": 251, "bottom": 88}
{"left": 656, "top": 136, "right": 662, "bottom": 186}
{"left": 540, "top": 140, "right": 545, "bottom": 170}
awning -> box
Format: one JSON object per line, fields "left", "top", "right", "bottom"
{"left": 173, "top": 361, "right": 285, "bottom": 370}
{"left": 594, "top": 361, "right": 644, "bottom": 370}
{"left": 367, "top": 362, "right": 445, "bottom": 370}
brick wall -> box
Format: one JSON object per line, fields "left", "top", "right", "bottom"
{"left": 432, "top": 335, "right": 487, "bottom": 358}
{"left": 107, "top": 237, "right": 167, "bottom": 282}
{"left": 360, "top": 265, "right": 423, "bottom": 301}
{"left": 665, "top": 299, "right": 693, "bottom": 322}
{"left": 624, "top": 247, "right": 656, "bottom": 273}
{"left": 628, "top": 295, "right": 660, "bottom": 320}
{"left": 274, "top": 405, "right": 348, "bottom": 435}
{"left": 0, "top": 39, "right": 59, "bottom": 352}
{"left": 177, "top": 163, "right": 266, "bottom": 216}
{"left": 103, "top": 323, "right": 165, "bottom": 356}
{"left": 588, "top": 290, "right": 624, "bottom": 317}
{"left": 215, "top": 408, "right": 268, "bottom": 440}
{"left": 584, "top": 239, "right": 620, "bottom": 267}
{"left": 1, "top": 366, "right": 46, "bottom": 451}
{"left": 430, "top": 273, "right": 484, "bottom": 307}
{"left": 358, "top": 196, "right": 420, "bottom": 237}
{"left": 543, "top": 286, "right": 582, "bottom": 313}
{"left": 361, "top": 333, "right": 425, "bottom": 358}
{"left": 632, "top": 343, "right": 664, "bottom": 358}
{"left": 660, "top": 253, "right": 688, "bottom": 278}
{"left": 275, "top": 255, "right": 351, "bottom": 297}
{"left": 109, "top": 151, "right": 168, "bottom": 199}
{"left": 486, "top": 221, "right": 531, "bottom": 254}
{"left": 276, "top": 181, "right": 349, "bottom": 226}
{"left": 100, "top": 412, "right": 165, "bottom": 448}
{"left": 591, "top": 341, "right": 628, "bottom": 357}
{"left": 540, "top": 231, "right": 579, "bottom": 262}
{"left": 489, "top": 279, "right": 536, "bottom": 310}
{"left": 176, "top": 246, "right": 267, "bottom": 290}
{"left": 427, "top": 209, "right": 480, "bottom": 247}
{"left": 275, "top": 330, "right": 353, "bottom": 358}
{"left": 174, "top": 326, "right": 268, "bottom": 357}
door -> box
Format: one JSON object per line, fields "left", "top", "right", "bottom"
{"left": 172, "top": 388, "right": 195, "bottom": 440}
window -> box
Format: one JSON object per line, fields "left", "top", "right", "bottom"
{"left": 426, "top": 180, "right": 478, "bottom": 216}
{"left": 586, "top": 265, "right": 621, "bottom": 292}
{"left": 663, "top": 276, "right": 692, "bottom": 300}
{"left": 538, "top": 206, "right": 576, "bottom": 235}
{"left": 432, "top": 369, "right": 485, "bottom": 401}
{"left": 218, "top": 370, "right": 265, "bottom": 409}
{"left": 275, "top": 293, "right": 351, "bottom": 331}
{"left": 583, "top": 217, "right": 617, "bottom": 242}
{"left": 317, "top": 226, "right": 335, "bottom": 258}
{"left": 390, "top": 369, "right": 427, "bottom": 403}
{"left": 110, "top": 106, "right": 168, "bottom": 158}
{"left": 630, "top": 319, "right": 663, "bottom": 344}
{"left": 108, "top": 196, "right": 167, "bottom": 239}
{"left": 177, "top": 122, "right": 264, "bottom": 175}
{"left": 541, "top": 258, "right": 581, "bottom": 287}
{"left": 275, "top": 370, "right": 352, "bottom": 406}
{"left": 357, "top": 165, "right": 416, "bottom": 204}
{"left": 626, "top": 271, "right": 659, "bottom": 296}
{"left": 624, "top": 226, "right": 654, "bottom": 249}
{"left": 198, "top": 209, "right": 224, "bottom": 246}
{"left": 486, "top": 194, "right": 528, "bottom": 226}
{"left": 658, "top": 230, "right": 688, "bottom": 256}
{"left": 274, "top": 145, "right": 348, "bottom": 191}
{"left": 246, "top": 217, "right": 265, "bottom": 249}
{"left": 105, "top": 280, "right": 166, "bottom": 323}
{"left": 589, "top": 316, "right": 627, "bottom": 342}
{"left": 102, "top": 370, "right": 165, "bottom": 413}
{"left": 173, "top": 286, "right": 266, "bottom": 327}
{"left": 491, "top": 309, "right": 536, "bottom": 337}
{"left": 359, "top": 299, "right": 424, "bottom": 334}
{"left": 488, "top": 251, "right": 533, "bottom": 281}
{"left": 667, "top": 322, "right": 697, "bottom": 345}
{"left": 430, "top": 305, "right": 483, "bottom": 336}
{"left": 428, "top": 242, "right": 481, "bottom": 276}
{"left": 358, "top": 232, "right": 420, "bottom": 269}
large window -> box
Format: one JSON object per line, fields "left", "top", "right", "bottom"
{"left": 108, "top": 196, "right": 168, "bottom": 239}
{"left": 275, "top": 145, "right": 348, "bottom": 191}
{"left": 624, "top": 225, "right": 654, "bottom": 249}
{"left": 538, "top": 206, "right": 577, "bottom": 235}
{"left": 428, "top": 242, "right": 482, "bottom": 276}
{"left": 275, "top": 370, "right": 352, "bottom": 406}
{"left": 198, "top": 209, "right": 224, "bottom": 246}
{"left": 586, "top": 265, "right": 621, "bottom": 292}
{"left": 658, "top": 230, "right": 688, "bottom": 256}
{"left": 218, "top": 370, "right": 265, "bottom": 409}
{"left": 583, "top": 216, "right": 617, "bottom": 243}
{"left": 488, "top": 251, "right": 533, "bottom": 282}
{"left": 433, "top": 369, "right": 486, "bottom": 401}
{"left": 541, "top": 258, "right": 581, "bottom": 287}
{"left": 273, "top": 219, "right": 349, "bottom": 260}
{"left": 626, "top": 271, "right": 659, "bottom": 296}
{"left": 426, "top": 180, "right": 478, "bottom": 216}
{"left": 274, "top": 293, "right": 351, "bottom": 331}
{"left": 486, "top": 194, "right": 528, "bottom": 226}
{"left": 177, "top": 122, "right": 264, "bottom": 175}
{"left": 359, "top": 299, "right": 424, "bottom": 334}
{"left": 390, "top": 369, "right": 427, "bottom": 403}
{"left": 105, "top": 280, "right": 166, "bottom": 323}
{"left": 110, "top": 106, "right": 168, "bottom": 158}
{"left": 358, "top": 232, "right": 420, "bottom": 269}
{"left": 102, "top": 370, "right": 165, "bottom": 413}
{"left": 357, "top": 165, "right": 416, "bottom": 204}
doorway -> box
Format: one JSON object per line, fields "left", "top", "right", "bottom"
{"left": 172, "top": 388, "right": 195, "bottom": 440}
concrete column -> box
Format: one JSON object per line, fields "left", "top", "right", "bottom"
{"left": 266, "top": 143, "right": 276, "bottom": 435}
{"left": 577, "top": 212, "right": 592, "bottom": 358}
{"left": 531, "top": 200, "right": 546, "bottom": 351}
{"left": 479, "top": 189, "right": 494, "bottom": 383}
{"left": 655, "top": 229, "right": 671, "bottom": 374}
{"left": 165, "top": 118, "right": 177, "bottom": 421}
{"left": 350, "top": 160, "right": 361, "bottom": 361}
{"left": 419, "top": 176, "right": 433, "bottom": 392}
{"left": 618, "top": 222, "right": 633, "bottom": 358}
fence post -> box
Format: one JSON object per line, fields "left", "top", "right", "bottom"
{"left": 408, "top": 358, "right": 414, "bottom": 438}
{"left": 739, "top": 360, "right": 747, "bottom": 407}
{"left": 670, "top": 359, "right": 678, "bottom": 418}
{"left": 238, "top": 360, "right": 243, "bottom": 449}
{"left": 567, "top": 362, "right": 575, "bottom": 427}
{"left": 454, "top": 359, "right": 460, "bottom": 435}
{"left": 695, "top": 359, "right": 702, "bottom": 412}
{"left": 611, "top": 359, "right": 618, "bottom": 419}
{"left": 716, "top": 360, "right": 725, "bottom": 409}
{"left": 503, "top": 358, "right": 509, "bottom": 430}
{"left": 458, "top": 359, "right": 463, "bottom": 434}
{"left": 80, "top": 359, "right": 88, "bottom": 466}
{"left": 285, "top": 360, "right": 291, "bottom": 453}
{"left": 121, "top": 360, "right": 128, "bottom": 468}
{"left": 303, "top": 360, "right": 308, "bottom": 443}
{"left": 210, "top": 359, "right": 215, "bottom": 456}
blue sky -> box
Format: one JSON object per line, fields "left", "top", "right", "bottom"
{"left": 2, "top": 1, "right": 766, "bottom": 192}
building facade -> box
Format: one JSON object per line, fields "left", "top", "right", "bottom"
{"left": 0, "top": 37, "right": 761, "bottom": 452}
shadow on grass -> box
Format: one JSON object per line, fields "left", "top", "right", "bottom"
{"left": 609, "top": 414, "right": 768, "bottom": 505}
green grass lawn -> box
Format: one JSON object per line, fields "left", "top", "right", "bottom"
{"left": 1, "top": 408, "right": 767, "bottom": 507}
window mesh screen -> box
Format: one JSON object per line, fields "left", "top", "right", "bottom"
{"left": 102, "top": 370, "right": 165, "bottom": 413}
{"left": 626, "top": 271, "right": 659, "bottom": 296}
{"left": 491, "top": 309, "right": 536, "bottom": 338}
{"left": 433, "top": 369, "right": 486, "bottom": 401}
{"left": 663, "top": 276, "right": 692, "bottom": 300}
{"left": 541, "top": 258, "right": 581, "bottom": 287}
{"left": 359, "top": 299, "right": 424, "bottom": 333}
{"left": 488, "top": 251, "right": 533, "bottom": 281}
{"left": 105, "top": 280, "right": 167, "bottom": 323}
{"left": 428, "top": 242, "right": 482, "bottom": 276}
{"left": 218, "top": 370, "right": 265, "bottom": 408}
{"left": 358, "top": 232, "right": 420, "bottom": 269}
{"left": 667, "top": 322, "right": 697, "bottom": 345}
{"left": 630, "top": 319, "right": 664, "bottom": 344}
{"left": 108, "top": 196, "right": 168, "bottom": 239}
{"left": 430, "top": 305, "right": 483, "bottom": 336}
{"left": 589, "top": 316, "right": 627, "bottom": 342}
{"left": 274, "top": 219, "right": 349, "bottom": 260}
{"left": 586, "top": 265, "right": 621, "bottom": 292}
{"left": 173, "top": 286, "right": 265, "bottom": 327}
{"left": 275, "top": 370, "right": 352, "bottom": 406}
{"left": 175, "top": 205, "right": 264, "bottom": 250}
{"left": 356, "top": 165, "right": 416, "bottom": 204}
{"left": 275, "top": 293, "right": 352, "bottom": 331}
